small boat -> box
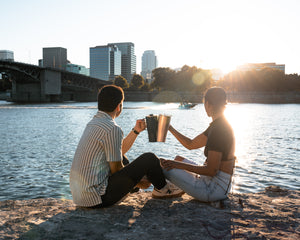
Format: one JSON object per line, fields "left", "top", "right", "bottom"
{"left": 179, "top": 102, "right": 197, "bottom": 109}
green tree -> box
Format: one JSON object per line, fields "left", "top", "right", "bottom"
{"left": 258, "top": 68, "right": 285, "bottom": 92}
{"left": 174, "top": 65, "right": 212, "bottom": 92}
{"left": 130, "top": 74, "right": 145, "bottom": 90}
{"left": 140, "top": 82, "right": 150, "bottom": 91}
{"left": 151, "top": 66, "right": 212, "bottom": 93}
{"left": 151, "top": 67, "right": 176, "bottom": 90}
{"left": 285, "top": 74, "right": 300, "bottom": 91}
{"left": 114, "top": 75, "right": 129, "bottom": 89}
{"left": 217, "top": 67, "right": 300, "bottom": 92}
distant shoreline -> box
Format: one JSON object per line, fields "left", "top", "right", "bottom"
{"left": 125, "top": 91, "right": 300, "bottom": 104}
{"left": 1, "top": 91, "right": 300, "bottom": 104}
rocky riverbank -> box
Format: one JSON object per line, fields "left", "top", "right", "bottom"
{"left": 0, "top": 186, "right": 299, "bottom": 240}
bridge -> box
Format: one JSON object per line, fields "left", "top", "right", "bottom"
{"left": 0, "top": 60, "right": 108, "bottom": 102}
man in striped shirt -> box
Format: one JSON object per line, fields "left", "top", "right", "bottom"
{"left": 70, "top": 85, "right": 184, "bottom": 207}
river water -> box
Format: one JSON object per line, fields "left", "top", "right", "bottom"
{"left": 0, "top": 101, "right": 299, "bottom": 201}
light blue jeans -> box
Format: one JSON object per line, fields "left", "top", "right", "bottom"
{"left": 163, "top": 159, "right": 232, "bottom": 202}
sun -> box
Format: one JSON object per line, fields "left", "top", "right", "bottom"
{"left": 219, "top": 62, "right": 239, "bottom": 75}
{"left": 209, "top": 62, "right": 239, "bottom": 80}
{"left": 212, "top": 57, "right": 241, "bottom": 75}
{"left": 202, "top": 55, "right": 242, "bottom": 80}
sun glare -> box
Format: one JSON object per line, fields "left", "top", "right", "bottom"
{"left": 203, "top": 57, "right": 241, "bottom": 79}
{"left": 211, "top": 57, "right": 241, "bottom": 75}
{"left": 192, "top": 72, "right": 208, "bottom": 85}
{"left": 225, "top": 104, "right": 256, "bottom": 193}
{"left": 224, "top": 104, "right": 253, "bottom": 168}
{"left": 219, "top": 62, "right": 238, "bottom": 75}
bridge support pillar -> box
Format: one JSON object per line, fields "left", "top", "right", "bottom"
{"left": 11, "top": 81, "right": 42, "bottom": 102}
{"left": 10, "top": 69, "right": 62, "bottom": 103}
{"left": 40, "top": 70, "right": 62, "bottom": 102}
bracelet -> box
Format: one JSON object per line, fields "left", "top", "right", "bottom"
{"left": 132, "top": 128, "right": 140, "bottom": 135}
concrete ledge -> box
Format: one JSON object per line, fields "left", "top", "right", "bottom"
{"left": 0, "top": 186, "right": 299, "bottom": 239}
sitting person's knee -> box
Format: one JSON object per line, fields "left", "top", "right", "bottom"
{"left": 141, "top": 152, "right": 157, "bottom": 159}
{"left": 140, "top": 152, "right": 160, "bottom": 165}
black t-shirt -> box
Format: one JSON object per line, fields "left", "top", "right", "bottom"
{"left": 203, "top": 116, "right": 234, "bottom": 161}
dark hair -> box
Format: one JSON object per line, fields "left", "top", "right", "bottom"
{"left": 98, "top": 85, "right": 124, "bottom": 112}
{"left": 204, "top": 87, "right": 227, "bottom": 111}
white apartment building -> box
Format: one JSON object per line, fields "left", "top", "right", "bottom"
{"left": 141, "top": 50, "right": 157, "bottom": 81}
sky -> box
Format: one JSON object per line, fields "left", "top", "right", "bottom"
{"left": 1, "top": 0, "right": 300, "bottom": 75}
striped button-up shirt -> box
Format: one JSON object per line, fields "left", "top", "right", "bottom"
{"left": 69, "top": 111, "right": 123, "bottom": 207}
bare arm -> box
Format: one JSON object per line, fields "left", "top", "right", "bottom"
{"left": 169, "top": 125, "right": 207, "bottom": 150}
{"left": 122, "top": 130, "right": 139, "bottom": 155}
{"left": 122, "top": 119, "right": 146, "bottom": 155}
{"left": 160, "top": 150, "right": 222, "bottom": 177}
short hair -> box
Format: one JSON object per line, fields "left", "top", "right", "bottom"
{"left": 97, "top": 85, "right": 124, "bottom": 112}
{"left": 204, "top": 87, "right": 227, "bottom": 110}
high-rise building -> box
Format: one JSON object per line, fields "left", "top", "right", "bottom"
{"left": 141, "top": 50, "right": 157, "bottom": 81}
{"left": 108, "top": 42, "right": 136, "bottom": 82}
{"left": 43, "top": 47, "right": 67, "bottom": 70}
{"left": 90, "top": 45, "right": 121, "bottom": 81}
{"left": 0, "top": 50, "right": 14, "bottom": 61}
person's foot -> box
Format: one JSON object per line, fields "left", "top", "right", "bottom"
{"left": 152, "top": 181, "right": 184, "bottom": 199}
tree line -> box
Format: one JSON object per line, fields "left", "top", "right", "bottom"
{"left": 218, "top": 67, "right": 300, "bottom": 92}
{"left": 114, "top": 65, "right": 212, "bottom": 94}
{"left": 1, "top": 65, "right": 300, "bottom": 93}
{"left": 113, "top": 65, "right": 300, "bottom": 94}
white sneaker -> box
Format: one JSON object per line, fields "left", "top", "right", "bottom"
{"left": 152, "top": 181, "right": 185, "bottom": 199}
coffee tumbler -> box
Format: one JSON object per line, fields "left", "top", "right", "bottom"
{"left": 146, "top": 114, "right": 158, "bottom": 142}
{"left": 157, "top": 114, "right": 171, "bottom": 142}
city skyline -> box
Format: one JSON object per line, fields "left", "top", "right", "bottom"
{"left": 1, "top": 0, "right": 300, "bottom": 75}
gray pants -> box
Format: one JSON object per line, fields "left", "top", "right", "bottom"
{"left": 163, "top": 159, "right": 232, "bottom": 202}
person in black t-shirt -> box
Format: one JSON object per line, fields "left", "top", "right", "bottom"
{"left": 160, "top": 87, "right": 236, "bottom": 202}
